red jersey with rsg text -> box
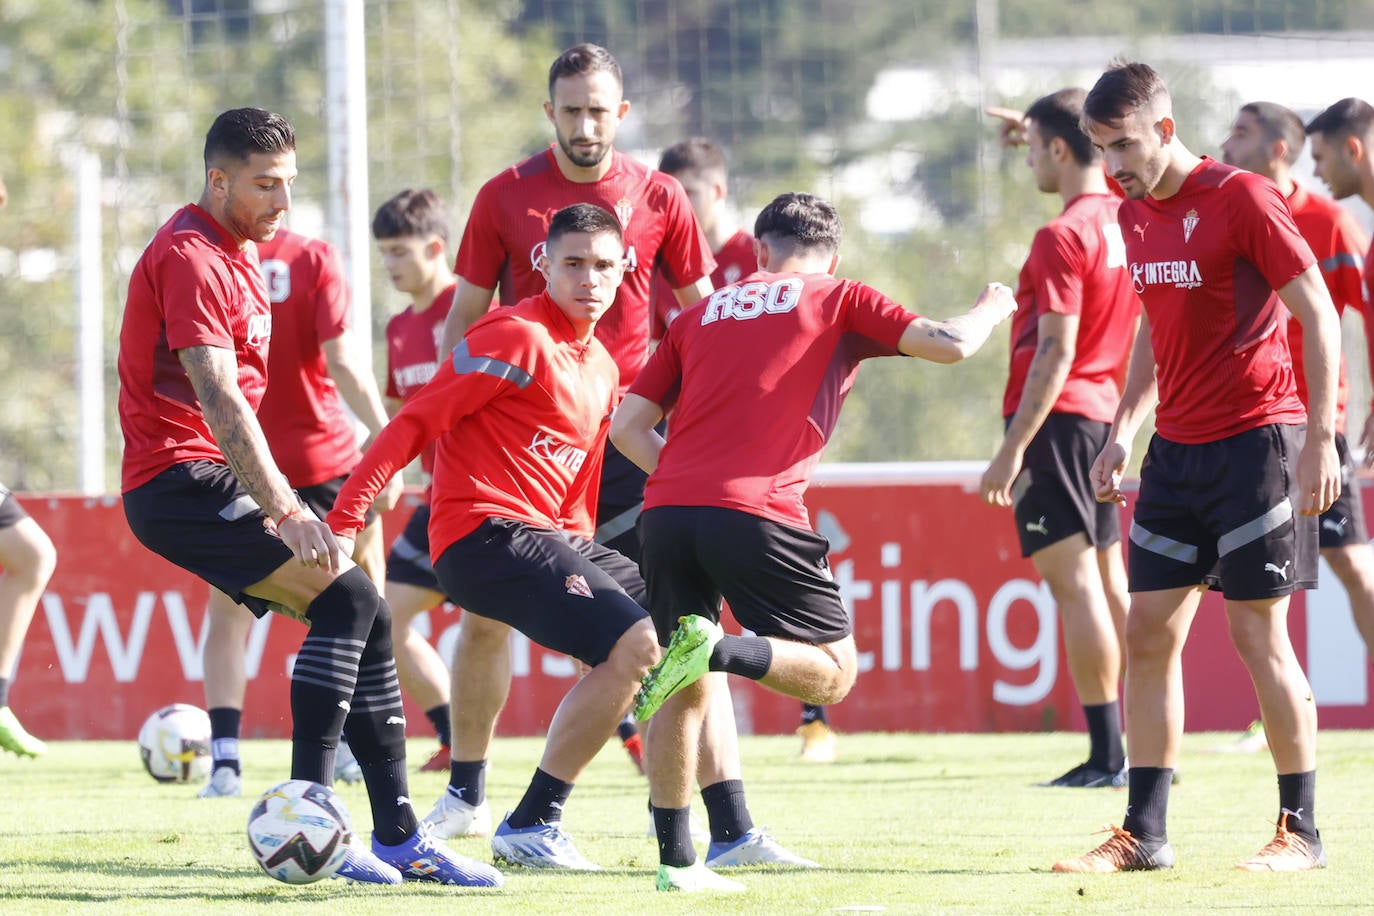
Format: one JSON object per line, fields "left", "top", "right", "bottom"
{"left": 327, "top": 292, "right": 619, "bottom": 558}
{"left": 1004, "top": 193, "right": 1138, "bottom": 424}
{"left": 651, "top": 228, "right": 758, "bottom": 339}
{"left": 631, "top": 271, "right": 917, "bottom": 531}
{"left": 385, "top": 283, "right": 457, "bottom": 477}
{"left": 454, "top": 147, "right": 714, "bottom": 394}
{"left": 1118, "top": 158, "right": 1313, "bottom": 444}
{"left": 254, "top": 229, "right": 361, "bottom": 487}
{"left": 118, "top": 204, "right": 272, "bottom": 492}
{"left": 1283, "top": 182, "right": 1370, "bottom": 432}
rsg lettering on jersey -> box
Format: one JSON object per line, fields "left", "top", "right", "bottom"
{"left": 526, "top": 431, "right": 587, "bottom": 472}
{"left": 392, "top": 362, "right": 438, "bottom": 391}
{"left": 1130, "top": 259, "right": 1203, "bottom": 294}
{"left": 701, "top": 278, "right": 803, "bottom": 324}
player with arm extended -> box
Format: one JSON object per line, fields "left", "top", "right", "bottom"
{"left": 329, "top": 203, "right": 657, "bottom": 872}
{"left": 613, "top": 191, "right": 1016, "bottom": 891}
{"left": 198, "top": 225, "right": 403, "bottom": 798}
{"left": 117, "top": 107, "right": 499, "bottom": 887}
{"left": 655, "top": 136, "right": 842, "bottom": 764}
{"left": 979, "top": 89, "right": 1137, "bottom": 788}
{"left": 1053, "top": 62, "right": 1340, "bottom": 875}
{"left": 1219, "top": 100, "right": 1374, "bottom": 751}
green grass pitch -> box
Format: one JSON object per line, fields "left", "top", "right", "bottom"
{"left": 3, "top": 730, "right": 1370, "bottom": 914}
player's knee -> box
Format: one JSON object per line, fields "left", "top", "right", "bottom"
{"left": 608, "top": 618, "right": 660, "bottom": 679}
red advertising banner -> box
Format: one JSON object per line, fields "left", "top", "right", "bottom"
{"left": 9, "top": 464, "right": 1374, "bottom": 740}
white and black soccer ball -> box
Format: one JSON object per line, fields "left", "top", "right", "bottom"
{"left": 136, "top": 703, "right": 212, "bottom": 783}
{"left": 247, "top": 779, "right": 353, "bottom": 884}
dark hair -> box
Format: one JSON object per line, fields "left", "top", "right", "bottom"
{"left": 658, "top": 137, "right": 728, "bottom": 182}
{"left": 1306, "top": 97, "right": 1374, "bottom": 141}
{"left": 547, "top": 203, "right": 623, "bottom": 252}
{"left": 1083, "top": 60, "right": 1170, "bottom": 128}
{"left": 1239, "top": 102, "right": 1306, "bottom": 166}
{"left": 372, "top": 188, "right": 449, "bottom": 243}
{"left": 1024, "top": 88, "right": 1097, "bottom": 166}
{"left": 548, "top": 43, "right": 622, "bottom": 99}
{"left": 753, "top": 192, "right": 842, "bottom": 254}
{"left": 203, "top": 108, "right": 295, "bottom": 169}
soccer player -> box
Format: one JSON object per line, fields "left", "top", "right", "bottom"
{"left": 328, "top": 203, "right": 657, "bottom": 872}
{"left": 655, "top": 136, "right": 841, "bottom": 764}
{"left": 1053, "top": 62, "right": 1340, "bottom": 874}
{"left": 1220, "top": 100, "right": 1374, "bottom": 752}
{"left": 0, "top": 487, "right": 57, "bottom": 758}
{"left": 372, "top": 188, "right": 465, "bottom": 776}
{"left": 197, "top": 225, "right": 402, "bottom": 798}
{"left": 614, "top": 191, "right": 1016, "bottom": 891}
{"left": 117, "top": 107, "right": 501, "bottom": 887}
{"left": 0, "top": 176, "right": 59, "bottom": 760}
{"left": 424, "top": 44, "right": 777, "bottom": 853}
{"left": 979, "top": 89, "right": 1135, "bottom": 788}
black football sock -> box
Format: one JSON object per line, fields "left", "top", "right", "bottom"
{"left": 1083, "top": 701, "right": 1125, "bottom": 772}
{"left": 709, "top": 635, "right": 772, "bottom": 680}
{"left": 508, "top": 767, "right": 574, "bottom": 828}
{"left": 1277, "top": 770, "right": 1318, "bottom": 842}
{"left": 448, "top": 759, "right": 487, "bottom": 805}
{"left": 1121, "top": 767, "right": 1173, "bottom": 845}
{"left": 207, "top": 707, "right": 242, "bottom": 775}
{"left": 800, "top": 703, "right": 828, "bottom": 726}
{"left": 291, "top": 567, "right": 379, "bottom": 783}
{"left": 617, "top": 713, "right": 640, "bottom": 741}
{"left": 701, "top": 778, "right": 753, "bottom": 844}
{"left": 425, "top": 704, "right": 452, "bottom": 747}
{"left": 653, "top": 805, "right": 696, "bottom": 868}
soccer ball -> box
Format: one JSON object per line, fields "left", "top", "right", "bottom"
{"left": 247, "top": 779, "right": 353, "bottom": 884}
{"left": 136, "top": 703, "right": 212, "bottom": 783}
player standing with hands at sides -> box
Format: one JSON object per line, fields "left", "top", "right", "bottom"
{"left": 655, "top": 137, "right": 841, "bottom": 764}
{"left": 1053, "top": 62, "right": 1340, "bottom": 875}
{"left": 615, "top": 192, "right": 1016, "bottom": 891}
{"left": 117, "top": 107, "right": 500, "bottom": 887}
{"left": 0, "top": 173, "right": 59, "bottom": 759}
{"left": 197, "top": 224, "right": 402, "bottom": 798}
{"left": 1219, "top": 101, "right": 1374, "bottom": 752}
{"left": 329, "top": 204, "right": 659, "bottom": 872}
{"left": 424, "top": 46, "right": 799, "bottom": 870}
{"left": 979, "top": 89, "right": 1136, "bottom": 788}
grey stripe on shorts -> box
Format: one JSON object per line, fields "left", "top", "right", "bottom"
{"left": 1217, "top": 498, "right": 1293, "bottom": 557}
{"left": 1129, "top": 520, "right": 1200, "bottom": 565}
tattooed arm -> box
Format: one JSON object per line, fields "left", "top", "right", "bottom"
{"left": 898, "top": 282, "right": 1016, "bottom": 363}
{"left": 979, "top": 311, "right": 1079, "bottom": 507}
{"left": 178, "top": 344, "right": 342, "bottom": 569}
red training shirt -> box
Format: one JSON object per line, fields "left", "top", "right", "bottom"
{"left": 254, "top": 229, "right": 361, "bottom": 487}
{"left": 1118, "top": 159, "right": 1312, "bottom": 444}
{"left": 118, "top": 204, "right": 272, "bottom": 492}
{"left": 385, "top": 283, "right": 457, "bottom": 478}
{"left": 1283, "top": 182, "right": 1370, "bottom": 433}
{"left": 651, "top": 228, "right": 758, "bottom": 340}
{"left": 631, "top": 271, "right": 917, "bottom": 531}
{"left": 327, "top": 292, "right": 619, "bottom": 559}
{"left": 1004, "top": 193, "right": 1138, "bottom": 424}
{"left": 454, "top": 147, "right": 715, "bottom": 394}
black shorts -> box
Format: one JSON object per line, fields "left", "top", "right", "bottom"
{"left": 0, "top": 483, "right": 29, "bottom": 529}
{"left": 432, "top": 518, "right": 647, "bottom": 667}
{"left": 1128, "top": 425, "right": 1317, "bottom": 600}
{"left": 385, "top": 502, "right": 447, "bottom": 594}
{"left": 296, "top": 473, "right": 377, "bottom": 525}
{"left": 1318, "top": 433, "right": 1368, "bottom": 548}
{"left": 638, "top": 505, "right": 851, "bottom": 646}
{"left": 122, "top": 461, "right": 293, "bottom": 617}
{"left": 595, "top": 437, "right": 651, "bottom": 564}
{"left": 1011, "top": 413, "right": 1122, "bottom": 558}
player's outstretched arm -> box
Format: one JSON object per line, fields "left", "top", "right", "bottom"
{"left": 1281, "top": 264, "right": 1342, "bottom": 514}
{"left": 985, "top": 107, "right": 1027, "bottom": 148}
{"left": 898, "top": 282, "right": 1016, "bottom": 363}
{"left": 322, "top": 335, "right": 402, "bottom": 511}
{"left": 437, "top": 277, "right": 497, "bottom": 356}
{"left": 178, "top": 344, "right": 342, "bottom": 570}
{"left": 609, "top": 394, "right": 667, "bottom": 474}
